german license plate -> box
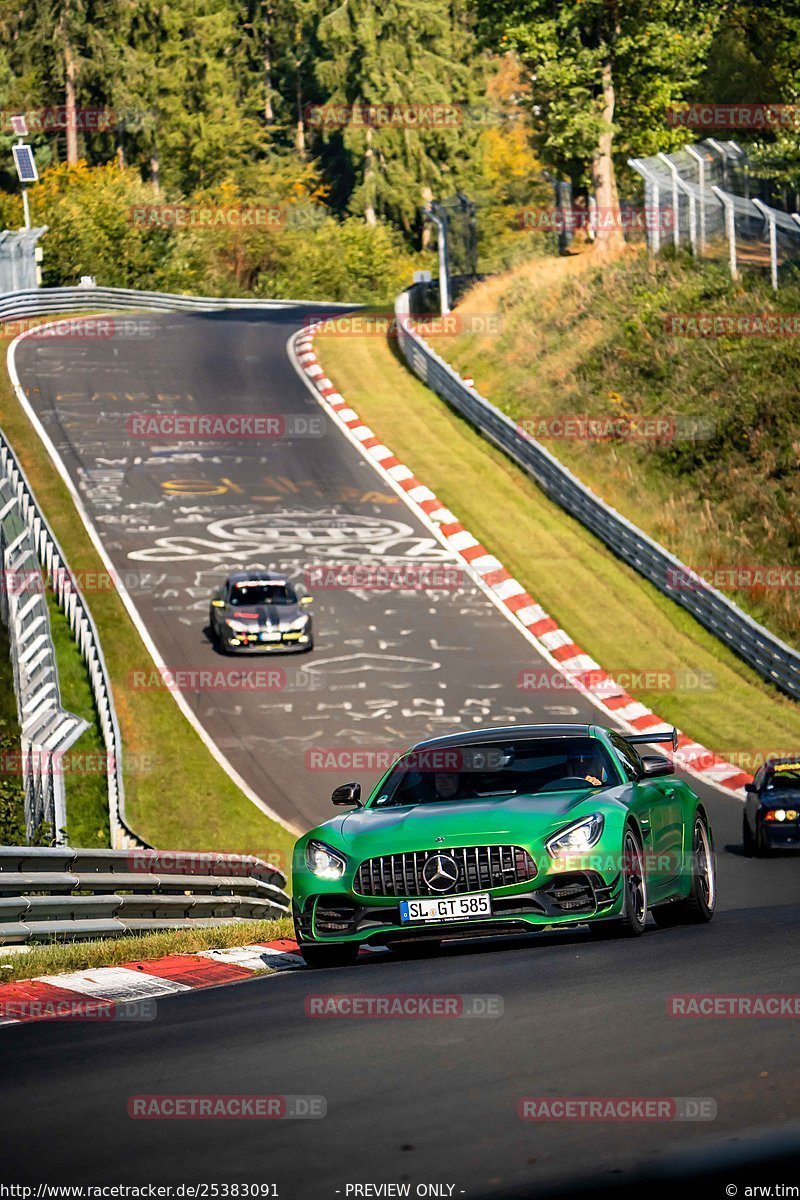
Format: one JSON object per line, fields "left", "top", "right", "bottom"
{"left": 262, "top": 632, "right": 282, "bottom": 642}
{"left": 399, "top": 894, "right": 491, "bottom": 923}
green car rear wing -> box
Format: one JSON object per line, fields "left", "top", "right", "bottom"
{"left": 625, "top": 728, "right": 679, "bottom": 751}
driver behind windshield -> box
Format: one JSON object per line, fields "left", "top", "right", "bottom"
{"left": 432, "top": 771, "right": 461, "bottom": 800}
{"left": 564, "top": 750, "right": 607, "bottom": 787}
{"left": 376, "top": 738, "right": 614, "bottom": 806}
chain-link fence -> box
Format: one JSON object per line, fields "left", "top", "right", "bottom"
{"left": 628, "top": 140, "right": 800, "bottom": 288}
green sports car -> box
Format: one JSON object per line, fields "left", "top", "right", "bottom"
{"left": 291, "top": 723, "right": 717, "bottom": 967}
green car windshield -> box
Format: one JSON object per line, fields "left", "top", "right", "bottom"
{"left": 371, "top": 737, "right": 618, "bottom": 808}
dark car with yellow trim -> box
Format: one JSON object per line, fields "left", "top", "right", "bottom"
{"left": 209, "top": 570, "right": 314, "bottom": 654}
{"left": 743, "top": 758, "right": 800, "bottom": 855}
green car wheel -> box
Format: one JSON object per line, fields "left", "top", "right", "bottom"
{"left": 590, "top": 824, "right": 647, "bottom": 939}
{"left": 652, "top": 813, "right": 716, "bottom": 927}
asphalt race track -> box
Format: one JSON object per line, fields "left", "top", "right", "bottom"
{"left": 14, "top": 305, "right": 613, "bottom": 833}
{"left": 4, "top": 309, "right": 800, "bottom": 1194}
{"left": 1, "top": 909, "right": 800, "bottom": 1195}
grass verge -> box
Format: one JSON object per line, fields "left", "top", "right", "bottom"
{"left": 0, "top": 916, "right": 294, "bottom": 983}
{"left": 0, "top": 325, "right": 296, "bottom": 862}
{"left": 427, "top": 247, "right": 800, "bottom": 647}
{"left": 313, "top": 328, "right": 800, "bottom": 763}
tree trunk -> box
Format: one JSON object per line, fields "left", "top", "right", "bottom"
{"left": 591, "top": 60, "right": 624, "bottom": 253}
{"left": 295, "top": 71, "right": 306, "bottom": 157}
{"left": 364, "top": 125, "right": 377, "bottom": 226}
{"left": 263, "top": 1, "right": 273, "bottom": 121}
{"left": 150, "top": 154, "right": 160, "bottom": 195}
{"left": 63, "top": 31, "right": 79, "bottom": 164}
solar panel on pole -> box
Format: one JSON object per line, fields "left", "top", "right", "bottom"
{"left": 12, "top": 144, "right": 38, "bottom": 184}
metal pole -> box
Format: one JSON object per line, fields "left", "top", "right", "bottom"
{"left": 677, "top": 176, "right": 697, "bottom": 256}
{"left": 713, "top": 186, "right": 738, "bottom": 280}
{"left": 628, "top": 159, "right": 661, "bottom": 255}
{"left": 708, "top": 139, "right": 730, "bottom": 190}
{"left": 15, "top": 136, "right": 32, "bottom": 231}
{"left": 686, "top": 145, "right": 706, "bottom": 252}
{"left": 752, "top": 199, "right": 778, "bottom": 291}
{"left": 427, "top": 205, "right": 450, "bottom": 315}
{"left": 657, "top": 153, "right": 681, "bottom": 248}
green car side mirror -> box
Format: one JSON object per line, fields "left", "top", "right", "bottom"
{"left": 640, "top": 754, "right": 674, "bottom": 779}
{"left": 332, "top": 782, "right": 361, "bottom": 807}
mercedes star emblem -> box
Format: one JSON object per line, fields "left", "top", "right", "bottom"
{"left": 422, "top": 853, "right": 460, "bottom": 893}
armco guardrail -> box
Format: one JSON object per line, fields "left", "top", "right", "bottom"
{"left": 0, "top": 484, "right": 88, "bottom": 840}
{"left": 0, "top": 846, "right": 289, "bottom": 943}
{"left": 0, "top": 283, "right": 357, "bottom": 319}
{"left": 0, "top": 423, "right": 142, "bottom": 849}
{"left": 394, "top": 286, "right": 800, "bottom": 702}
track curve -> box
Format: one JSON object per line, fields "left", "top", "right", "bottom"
{"left": 5, "top": 307, "right": 800, "bottom": 1192}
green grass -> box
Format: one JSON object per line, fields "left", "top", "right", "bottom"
{"left": 314, "top": 328, "right": 800, "bottom": 765}
{"left": 0, "top": 327, "right": 298, "bottom": 862}
{"left": 0, "top": 916, "right": 294, "bottom": 983}
{"left": 427, "top": 247, "right": 800, "bottom": 647}
{"left": 46, "top": 592, "right": 110, "bottom": 847}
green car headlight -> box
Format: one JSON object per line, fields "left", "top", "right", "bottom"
{"left": 305, "top": 840, "right": 347, "bottom": 879}
{"left": 545, "top": 813, "right": 605, "bottom": 858}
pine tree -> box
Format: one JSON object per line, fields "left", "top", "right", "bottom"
{"left": 239, "top": 0, "right": 326, "bottom": 158}
{"left": 96, "top": 0, "right": 269, "bottom": 193}
{"left": 313, "top": 0, "right": 483, "bottom": 233}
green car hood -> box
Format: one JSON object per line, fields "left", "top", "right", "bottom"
{"left": 329, "top": 787, "right": 628, "bottom": 856}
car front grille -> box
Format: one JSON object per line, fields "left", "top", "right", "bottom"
{"left": 353, "top": 846, "right": 537, "bottom": 898}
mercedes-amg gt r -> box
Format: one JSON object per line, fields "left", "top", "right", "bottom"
{"left": 292, "top": 723, "right": 716, "bottom": 967}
